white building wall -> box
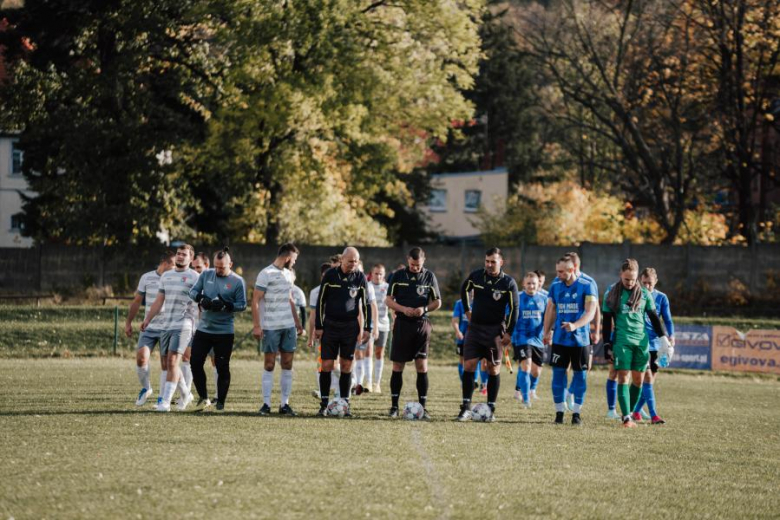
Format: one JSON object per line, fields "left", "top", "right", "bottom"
{"left": 0, "top": 135, "right": 34, "bottom": 248}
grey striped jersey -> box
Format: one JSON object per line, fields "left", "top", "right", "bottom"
{"left": 255, "top": 264, "right": 295, "bottom": 330}
{"left": 371, "top": 281, "right": 390, "bottom": 332}
{"left": 137, "top": 270, "right": 165, "bottom": 331}
{"left": 158, "top": 268, "right": 200, "bottom": 331}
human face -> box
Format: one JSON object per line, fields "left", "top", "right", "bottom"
{"left": 641, "top": 275, "right": 657, "bottom": 292}
{"left": 538, "top": 275, "right": 546, "bottom": 287}
{"left": 556, "top": 261, "right": 575, "bottom": 284}
{"left": 621, "top": 269, "right": 639, "bottom": 290}
{"left": 484, "top": 254, "right": 503, "bottom": 276}
{"left": 214, "top": 256, "right": 232, "bottom": 277}
{"left": 175, "top": 248, "right": 192, "bottom": 269}
{"left": 372, "top": 267, "right": 385, "bottom": 284}
{"left": 341, "top": 251, "right": 359, "bottom": 273}
{"left": 283, "top": 252, "right": 298, "bottom": 270}
{"left": 407, "top": 257, "right": 425, "bottom": 274}
{"left": 191, "top": 257, "right": 206, "bottom": 273}
{"left": 524, "top": 276, "right": 539, "bottom": 295}
{"left": 159, "top": 258, "right": 174, "bottom": 274}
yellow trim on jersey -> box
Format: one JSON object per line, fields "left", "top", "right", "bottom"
{"left": 584, "top": 295, "right": 598, "bottom": 302}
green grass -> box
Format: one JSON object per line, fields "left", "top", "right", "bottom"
{"left": 1, "top": 358, "right": 779, "bottom": 519}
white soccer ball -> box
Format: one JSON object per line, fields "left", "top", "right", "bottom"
{"left": 471, "top": 403, "right": 493, "bottom": 422}
{"left": 403, "top": 401, "right": 425, "bottom": 420}
{"left": 327, "top": 398, "right": 349, "bottom": 418}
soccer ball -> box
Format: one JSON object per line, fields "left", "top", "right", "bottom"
{"left": 327, "top": 398, "right": 349, "bottom": 418}
{"left": 471, "top": 403, "right": 493, "bottom": 422}
{"left": 403, "top": 401, "right": 425, "bottom": 420}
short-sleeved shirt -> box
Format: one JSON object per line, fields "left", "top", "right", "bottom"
{"left": 372, "top": 281, "right": 390, "bottom": 332}
{"left": 315, "top": 267, "right": 371, "bottom": 331}
{"left": 461, "top": 269, "right": 519, "bottom": 332}
{"left": 452, "top": 299, "right": 469, "bottom": 345}
{"left": 137, "top": 270, "right": 165, "bottom": 331}
{"left": 538, "top": 288, "right": 549, "bottom": 298}
{"left": 388, "top": 267, "right": 441, "bottom": 321}
{"left": 309, "top": 286, "right": 320, "bottom": 309}
{"left": 602, "top": 285, "right": 655, "bottom": 348}
{"left": 646, "top": 290, "right": 674, "bottom": 351}
{"left": 512, "top": 291, "right": 547, "bottom": 348}
{"left": 292, "top": 285, "right": 306, "bottom": 308}
{"left": 255, "top": 264, "right": 295, "bottom": 331}
{"left": 188, "top": 269, "right": 247, "bottom": 334}
{"left": 158, "top": 268, "right": 200, "bottom": 331}
{"left": 549, "top": 275, "right": 598, "bottom": 347}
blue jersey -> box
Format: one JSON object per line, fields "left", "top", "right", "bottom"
{"left": 538, "top": 288, "right": 549, "bottom": 298}
{"left": 452, "top": 299, "right": 469, "bottom": 345}
{"left": 549, "top": 275, "right": 598, "bottom": 347}
{"left": 646, "top": 290, "right": 674, "bottom": 351}
{"left": 512, "top": 292, "right": 547, "bottom": 348}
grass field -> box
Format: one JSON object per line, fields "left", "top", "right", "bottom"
{"left": 1, "top": 358, "right": 779, "bottom": 519}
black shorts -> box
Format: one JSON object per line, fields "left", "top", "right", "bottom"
{"left": 321, "top": 319, "right": 360, "bottom": 361}
{"left": 549, "top": 344, "right": 589, "bottom": 371}
{"left": 513, "top": 344, "right": 545, "bottom": 366}
{"left": 456, "top": 343, "right": 464, "bottom": 357}
{"left": 463, "top": 322, "right": 504, "bottom": 365}
{"left": 390, "top": 318, "right": 431, "bottom": 363}
{"left": 649, "top": 350, "right": 659, "bottom": 374}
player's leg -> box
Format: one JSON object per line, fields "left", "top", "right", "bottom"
{"left": 278, "top": 328, "right": 297, "bottom": 416}
{"left": 173, "top": 329, "right": 194, "bottom": 410}
{"left": 628, "top": 345, "right": 649, "bottom": 420}
{"left": 353, "top": 346, "right": 364, "bottom": 394}
{"left": 514, "top": 345, "right": 531, "bottom": 406}
{"left": 318, "top": 321, "right": 340, "bottom": 415}
{"left": 134, "top": 337, "right": 153, "bottom": 405}
{"left": 211, "top": 333, "right": 234, "bottom": 410}
{"left": 606, "top": 367, "right": 620, "bottom": 418}
{"left": 458, "top": 326, "right": 481, "bottom": 421}
{"left": 529, "top": 346, "right": 544, "bottom": 399}
{"left": 365, "top": 336, "right": 374, "bottom": 391}
{"left": 209, "top": 349, "right": 218, "bottom": 401}
{"left": 336, "top": 322, "right": 359, "bottom": 415}
{"left": 479, "top": 358, "right": 489, "bottom": 395}
{"left": 485, "top": 338, "right": 502, "bottom": 418}
{"left": 568, "top": 346, "right": 589, "bottom": 425}
{"left": 550, "top": 345, "right": 570, "bottom": 423}
{"left": 180, "top": 343, "right": 193, "bottom": 396}
{"left": 413, "top": 319, "right": 432, "bottom": 417}
{"left": 259, "top": 329, "right": 280, "bottom": 416}
{"left": 189, "top": 330, "right": 212, "bottom": 407}
{"left": 373, "top": 330, "right": 387, "bottom": 393}
{"left": 388, "top": 321, "right": 409, "bottom": 416}
{"left": 157, "top": 337, "right": 169, "bottom": 408}
{"left": 613, "top": 342, "right": 637, "bottom": 426}
{"left": 160, "top": 346, "right": 183, "bottom": 412}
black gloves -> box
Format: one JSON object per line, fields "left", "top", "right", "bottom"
{"left": 603, "top": 342, "right": 614, "bottom": 362}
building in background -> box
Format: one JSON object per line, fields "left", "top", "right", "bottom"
{"left": 0, "top": 132, "right": 32, "bottom": 247}
{"left": 420, "top": 167, "right": 508, "bottom": 243}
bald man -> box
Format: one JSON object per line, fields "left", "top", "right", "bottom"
{"left": 315, "top": 247, "right": 372, "bottom": 417}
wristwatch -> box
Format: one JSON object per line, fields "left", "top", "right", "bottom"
{"left": 423, "top": 306, "right": 429, "bottom": 313}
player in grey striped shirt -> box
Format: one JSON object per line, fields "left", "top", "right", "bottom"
{"left": 142, "top": 244, "right": 200, "bottom": 412}
{"left": 251, "top": 243, "right": 304, "bottom": 416}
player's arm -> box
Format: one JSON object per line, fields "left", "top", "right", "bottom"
{"left": 125, "top": 292, "right": 144, "bottom": 337}
{"left": 229, "top": 279, "right": 248, "bottom": 313}
{"left": 427, "top": 273, "right": 443, "bottom": 313}
{"left": 251, "top": 288, "right": 265, "bottom": 340}
{"left": 289, "top": 293, "right": 303, "bottom": 335}
{"left": 141, "top": 291, "right": 165, "bottom": 332}
{"left": 660, "top": 295, "right": 675, "bottom": 346}
{"left": 646, "top": 309, "right": 668, "bottom": 338}
{"left": 505, "top": 280, "right": 520, "bottom": 335}
{"left": 460, "top": 274, "right": 474, "bottom": 320}
{"left": 563, "top": 299, "right": 597, "bottom": 331}
{"left": 307, "top": 303, "right": 317, "bottom": 348}
{"left": 371, "top": 300, "right": 379, "bottom": 339}
{"left": 543, "top": 298, "right": 556, "bottom": 345}
{"left": 360, "top": 278, "right": 371, "bottom": 341}
{"left": 385, "top": 282, "right": 414, "bottom": 317}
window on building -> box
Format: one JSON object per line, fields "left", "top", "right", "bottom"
{"left": 10, "top": 213, "right": 24, "bottom": 232}
{"left": 12, "top": 142, "right": 24, "bottom": 175}
{"left": 464, "top": 190, "right": 481, "bottom": 212}
{"left": 429, "top": 189, "right": 447, "bottom": 212}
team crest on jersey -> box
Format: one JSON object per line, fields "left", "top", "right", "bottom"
{"left": 182, "top": 276, "right": 188, "bottom": 282}
{"left": 416, "top": 285, "right": 427, "bottom": 296}
{"left": 492, "top": 290, "right": 502, "bottom": 301}
{"left": 226, "top": 284, "right": 232, "bottom": 289}
{"left": 349, "top": 287, "right": 358, "bottom": 298}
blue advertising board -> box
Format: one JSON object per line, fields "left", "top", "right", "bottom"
{"left": 669, "top": 325, "right": 712, "bottom": 370}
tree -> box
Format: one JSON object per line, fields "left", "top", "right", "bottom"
{"left": 0, "top": 0, "right": 231, "bottom": 246}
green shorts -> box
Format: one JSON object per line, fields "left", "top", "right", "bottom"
{"left": 613, "top": 343, "right": 649, "bottom": 372}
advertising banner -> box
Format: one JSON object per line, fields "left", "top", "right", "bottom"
{"left": 669, "top": 325, "right": 712, "bottom": 370}
{"left": 711, "top": 326, "right": 780, "bottom": 374}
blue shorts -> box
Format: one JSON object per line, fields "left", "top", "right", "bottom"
{"left": 161, "top": 329, "right": 193, "bottom": 356}
{"left": 137, "top": 329, "right": 162, "bottom": 351}
{"left": 261, "top": 327, "right": 297, "bottom": 354}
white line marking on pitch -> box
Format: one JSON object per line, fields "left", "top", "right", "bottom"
{"left": 411, "top": 428, "right": 451, "bottom": 520}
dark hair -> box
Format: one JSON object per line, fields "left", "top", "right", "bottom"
{"left": 213, "top": 246, "right": 230, "bottom": 263}
{"left": 524, "top": 271, "right": 540, "bottom": 280}
{"left": 534, "top": 269, "right": 546, "bottom": 278}
{"left": 606, "top": 258, "right": 642, "bottom": 313}
{"left": 320, "top": 262, "right": 331, "bottom": 276}
{"left": 621, "top": 258, "right": 639, "bottom": 272}
{"left": 641, "top": 267, "right": 658, "bottom": 280}
{"left": 408, "top": 247, "right": 425, "bottom": 260}
{"left": 565, "top": 251, "right": 581, "bottom": 266}
{"left": 557, "top": 255, "right": 574, "bottom": 266}
{"left": 372, "top": 263, "right": 385, "bottom": 271}
{"left": 195, "top": 251, "right": 210, "bottom": 266}
{"left": 329, "top": 254, "right": 342, "bottom": 265}
{"left": 178, "top": 244, "right": 195, "bottom": 257}
{"left": 159, "top": 250, "right": 175, "bottom": 264}
{"left": 277, "top": 243, "right": 300, "bottom": 257}
{"left": 485, "top": 247, "right": 502, "bottom": 258}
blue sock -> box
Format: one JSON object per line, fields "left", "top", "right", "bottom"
{"left": 480, "top": 366, "right": 488, "bottom": 385}
{"left": 633, "top": 388, "right": 647, "bottom": 414}
{"left": 643, "top": 382, "right": 657, "bottom": 417}
{"left": 518, "top": 370, "right": 530, "bottom": 401}
{"left": 458, "top": 363, "right": 464, "bottom": 381}
{"left": 530, "top": 374, "right": 539, "bottom": 391}
{"left": 551, "top": 367, "right": 567, "bottom": 404}
{"left": 474, "top": 369, "right": 479, "bottom": 383}
{"left": 570, "top": 370, "right": 587, "bottom": 408}
{"left": 515, "top": 370, "right": 522, "bottom": 391}
{"left": 606, "top": 379, "right": 617, "bottom": 411}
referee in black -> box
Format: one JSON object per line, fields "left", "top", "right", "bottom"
{"left": 457, "top": 247, "right": 519, "bottom": 422}
{"left": 314, "top": 246, "right": 372, "bottom": 417}
{"left": 385, "top": 247, "right": 442, "bottom": 419}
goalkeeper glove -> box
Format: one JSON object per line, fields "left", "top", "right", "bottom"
{"left": 603, "top": 342, "right": 614, "bottom": 362}
{"left": 199, "top": 297, "right": 214, "bottom": 311}
{"left": 216, "top": 295, "right": 234, "bottom": 312}
{"left": 658, "top": 336, "right": 672, "bottom": 358}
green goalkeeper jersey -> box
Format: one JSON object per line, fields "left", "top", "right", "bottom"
{"left": 602, "top": 285, "right": 655, "bottom": 348}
